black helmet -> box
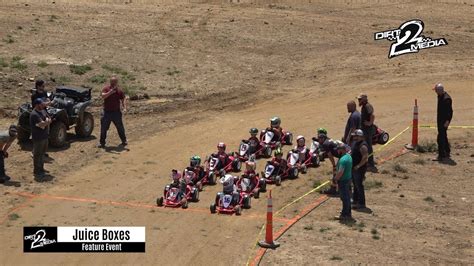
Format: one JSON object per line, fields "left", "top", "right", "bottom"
{"left": 249, "top": 128, "right": 259, "bottom": 134}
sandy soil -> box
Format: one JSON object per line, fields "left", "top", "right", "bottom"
{"left": 0, "top": 0, "right": 473, "bottom": 265}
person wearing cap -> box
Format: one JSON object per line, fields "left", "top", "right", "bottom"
{"left": 433, "top": 83, "right": 453, "bottom": 161}
{"left": 350, "top": 129, "right": 368, "bottom": 210}
{"left": 30, "top": 98, "right": 52, "bottom": 180}
{"left": 98, "top": 76, "right": 128, "bottom": 148}
{"left": 357, "top": 93, "right": 377, "bottom": 172}
{"left": 0, "top": 125, "right": 18, "bottom": 183}
{"left": 317, "top": 128, "right": 342, "bottom": 195}
{"left": 31, "top": 80, "right": 54, "bottom": 107}
{"left": 333, "top": 141, "right": 354, "bottom": 222}
{"left": 343, "top": 100, "right": 361, "bottom": 145}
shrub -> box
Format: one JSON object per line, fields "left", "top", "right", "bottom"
{"left": 416, "top": 140, "right": 438, "bottom": 153}
{"left": 69, "top": 64, "right": 92, "bottom": 75}
{"left": 393, "top": 163, "right": 408, "bottom": 173}
{"left": 37, "top": 61, "right": 48, "bottom": 68}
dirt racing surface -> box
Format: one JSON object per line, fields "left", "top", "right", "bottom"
{"left": 0, "top": 0, "right": 473, "bottom": 265}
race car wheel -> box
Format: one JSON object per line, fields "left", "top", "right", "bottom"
{"left": 301, "top": 165, "right": 307, "bottom": 174}
{"left": 208, "top": 172, "right": 216, "bottom": 185}
{"left": 243, "top": 196, "right": 251, "bottom": 209}
{"left": 264, "top": 146, "right": 272, "bottom": 158}
{"left": 275, "top": 176, "right": 282, "bottom": 186}
{"left": 311, "top": 155, "right": 321, "bottom": 167}
{"left": 181, "top": 200, "right": 188, "bottom": 209}
{"left": 254, "top": 190, "right": 260, "bottom": 199}
{"left": 285, "top": 133, "right": 293, "bottom": 145}
{"left": 291, "top": 168, "right": 299, "bottom": 179}
{"left": 156, "top": 197, "right": 164, "bottom": 207}
{"left": 232, "top": 159, "right": 241, "bottom": 172}
{"left": 379, "top": 132, "right": 390, "bottom": 145}
{"left": 259, "top": 178, "right": 267, "bottom": 193}
{"left": 210, "top": 204, "right": 217, "bottom": 214}
{"left": 235, "top": 206, "right": 242, "bottom": 216}
{"left": 192, "top": 188, "right": 199, "bottom": 202}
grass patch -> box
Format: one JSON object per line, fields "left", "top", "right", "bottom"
{"left": 122, "top": 84, "right": 140, "bottom": 96}
{"left": 371, "top": 228, "right": 378, "bottom": 235}
{"left": 416, "top": 140, "right": 438, "bottom": 153}
{"left": 48, "top": 15, "right": 59, "bottom": 22}
{"left": 413, "top": 158, "right": 425, "bottom": 165}
{"left": 143, "top": 161, "right": 157, "bottom": 165}
{"left": 166, "top": 66, "right": 181, "bottom": 76}
{"left": 89, "top": 74, "right": 108, "bottom": 84}
{"left": 0, "top": 58, "right": 8, "bottom": 68}
{"left": 372, "top": 235, "right": 380, "bottom": 240}
{"left": 9, "top": 213, "right": 20, "bottom": 221}
{"left": 319, "top": 227, "right": 331, "bottom": 233}
{"left": 102, "top": 64, "right": 135, "bottom": 81}
{"left": 357, "top": 222, "right": 365, "bottom": 228}
{"left": 365, "top": 180, "right": 383, "bottom": 190}
{"left": 37, "top": 61, "right": 48, "bottom": 68}
{"left": 303, "top": 225, "right": 313, "bottom": 230}
{"left": 330, "top": 256, "right": 343, "bottom": 261}
{"left": 380, "top": 169, "right": 390, "bottom": 174}
{"left": 69, "top": 64, "right": 92, "bottom": 75}
{"left": 424, "top": 196, "right": 435, "bottom": 202}
{"left": 3, "top": 36, "right": 14, "bottom": 44}
{"left": 393, "top": 163, "right": 408, "bottom": 173}
{"left": 11, "top": 56, "right": 27, "bottom": 70}
{"left": 57, "top": 76, "right": 72, "bottom": 84}
{"left": 313, "top": 179, "right": 323, "bottom": 188}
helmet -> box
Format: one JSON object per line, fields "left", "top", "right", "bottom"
{"left": 270, "top": 117, "right": 281, "bottom": 127}
{"left": 217, "top": 142, "right": 226, "bottom": 150}
{"left": 317, "top": 128, "right": 327, "bottom": 135}
{"left": 274, "top": 147, "right": 283, "bottom": 156}
{"left": 190, "top": 155, "right": 201, "bottom": 167}
{"left": 221, "top": 174, "right": 234, "bottom": 189}
{"left": 249, "top": 128, "right": 259, "bottom": 134}
{"left": 296, "top": 135, "right": 305, "bottom": 142}
{"left": 245, "top": 161, "right": 256, "bottom": 171}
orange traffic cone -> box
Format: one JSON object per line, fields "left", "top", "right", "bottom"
{"left": 258, "top": 190, "right": 280, "bottom": 249}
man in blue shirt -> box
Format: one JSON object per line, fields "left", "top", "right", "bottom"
{"left": 343, "top": 100, "right": 361, "bottom": 145}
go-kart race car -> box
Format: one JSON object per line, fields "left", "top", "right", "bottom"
{"left": 201, "top": 153, "right": 241, "bottom": 186}
{"left": 261, "top": 160, "right": 298, "bottom": 186}
{"left": 286, "top": 139, "right": 321, "bottom": 174}
{"left": 372, "top": 125, "right": 390, "bottom": 145}
{"left": 234, "top": 139, "right": 272, "bottom": 162}
{"left": 210, "top": 175, "right": 250, "bottom": 215}
{"left": 260, "top": 128, "right": 293, "bottom": 148}
{"left": 156, "top": 179, "right": 200, "bottom": 209}
{"left": 236, "top": 174, "right": 266, "bottom": 199}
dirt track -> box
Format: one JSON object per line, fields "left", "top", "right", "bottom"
{"left": 0, "top": 0, "right": 473, "bottom": 265}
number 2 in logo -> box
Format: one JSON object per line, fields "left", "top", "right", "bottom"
{"left": 389, "top": 20, "right": 424, "bottom": 58}
{"left": 31, "top": 230, "right": 46, "bottom": 249}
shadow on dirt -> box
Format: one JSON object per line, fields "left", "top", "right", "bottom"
{"left": 439, "top": 158, "right": 457, "bottom": 166}
{"left": 17, "top": 134, "right": 97, "bottom": 153}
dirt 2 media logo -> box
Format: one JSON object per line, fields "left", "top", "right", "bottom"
{"left": 374, "top": 19, "right": 448, "bottom": 58}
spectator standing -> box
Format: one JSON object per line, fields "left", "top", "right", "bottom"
{"left": 433, "top": 83, "right": 453, "bottom": 161}
{"left": 30, "top": 99, "right": 52, "bottom": 180}
{"left": 350, "top": 129, "right": 369, "bottom": 210}
{"left": 0, "top": 125, "right": 18, "bottom": 183}
{"left": 343, "top": 100, "right": 361, "bottom": 145}
{"left": 333, "top": 141, "right": 353, "bottom": 222}
{"left": 357, "top": 93, "right": 377, "bottom": 172}
{"left": 98, "top": 76, "right": 128, "bottom": 148}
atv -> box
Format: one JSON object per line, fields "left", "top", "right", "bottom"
{"left": 17, "top": 87, "right": 94, "bottom": 148}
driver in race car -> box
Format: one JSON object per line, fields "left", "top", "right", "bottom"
{"left": 239, "top": 161, "right": 258, "bottom": 191}
{"left": 208, "top": 142, "right": 231, "bottom": 171}
{"left": 187, "top": 155, "right": 205, "bottom": 183}
{"left": 168, "top": 169, "right": 186, "bottom": 199}
{"left": 247, "top": 128, "right": 261, "bottom": 155}
{"left": 270, "top": 148, "right": 287, "bottom": 175}
{"left": 265, "top": 117, "right": 283, "bottom": 143}
{"left": 294, "top": 135, "right": 310, "bottom": 161}
{"left": 219, "top": 174, "right": 240, "bottom": 205}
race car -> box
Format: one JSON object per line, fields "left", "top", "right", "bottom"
{"left": 236, "top": 173, "right": 266, "bottom": 199}
{"left": 286, "top": 138, "right": 321, "bottom": 174}
{"left": 210, "top": 175, "right": 250, "bottom": 215}
{"left": 372, "top": 125, "right": 390, "bottom": 145}
{"left": 234, "top": 139, "right": 272, "bottom": 162}
{"left": 261, "top": 159, "right": 298, "bottom": 186}
{"left": 156, "top": 173, "right": 200, "bottom": 209}
{"left": 201, "top": 153, "right": 242, "bottom": 186}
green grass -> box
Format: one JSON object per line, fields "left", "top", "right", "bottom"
{"left": 37, "top": 61, "right": 48, "bottom": 68}
{"left": 57, "top": 76, "right": 72, "bottom": 84}
{"left": 413, "top": 158, "right": 425, "bottom": 165}
{"left": 69, "top": 64, "right": 92, "bottom": 75}
{"left": 3, "top": 37, "right": 14, "bottom": 44}
{"left": 166, "top": 66, "right": 181, "bottom": 76}
{"left": 372, "top": 235, "right": 380, "bottom": 240}
{"left": 89, "top": 74, "right": 108, "bottom": 84}
{"left": 380, "top": 169, "right": 390, "bottom": 174}
{"left": 330, "top": 256, "right": 343, "bottom": 261}
{"left": 102, "top": 64, "right": 135, "bottom": 81}
{"left": 303, "top": 225, "right": 313, "bottom": 230}
{"left": 365, "top": 180, "right": 383, "bottom": 190}
{"left": 122, "top": 84, "right": 139, "bottom": 96}
{"left": 9, "top": 213, "right": 20, "bottom": 221}
{"left": 319, "top": 227, "right": 331, "bottom": 233}
{"left": 416, "top": 140, "right": 438, "bottom": 153}
{"left": 0, "top": 58, "right": 8, "bottom": 68}
{"left": 424, "top": 196, "right": 435, "bottom": 202}
{"left": 393, "top": 163, "right": 408, "bottom": 173}
{"left": 10, "top": 56, "right": 27, "bottom": 70}
{"left": 313, "top": 179, "right": 323, "bottom": 188}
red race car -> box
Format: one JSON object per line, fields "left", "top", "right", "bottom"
{"left": 286, "top": 138, "right": 321, "bottom": 174}
{"left": 210, "top": 175, "right": 249, "bottom": 215}
{"left": 261, "top": 159, "right": 298, "bottom": 186}
{"left": 202, "top": 153, "right": 241, "bottom": 186}
{"left": 235, "top": 173, "right": 266, "bottom": 199}
{"left": 156, "top": 178, "right": 199, "bottom": 209}
{"left": 372, "top": 125, "right": 390, "bottom": 145}
{"left": 234, "top": 139, "right": 272, "bottom": 162}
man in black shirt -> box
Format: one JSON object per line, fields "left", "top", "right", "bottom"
{"left": 350, "top": 129, "right": 369, "bottom": 210}
{"left": 357, "top": 93, "right": 377, "bottom": 172}
{"left": 30, "top": 98, "right": 52, "bottom": 180}
{"left": 31, "top": 80, "right": 49, "bottom": 106}
{"left": 343, "top": 100, "right": 361, "bottom": 145}
{"left": 433, "top": 83, "right": 453, "bottom": 161}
